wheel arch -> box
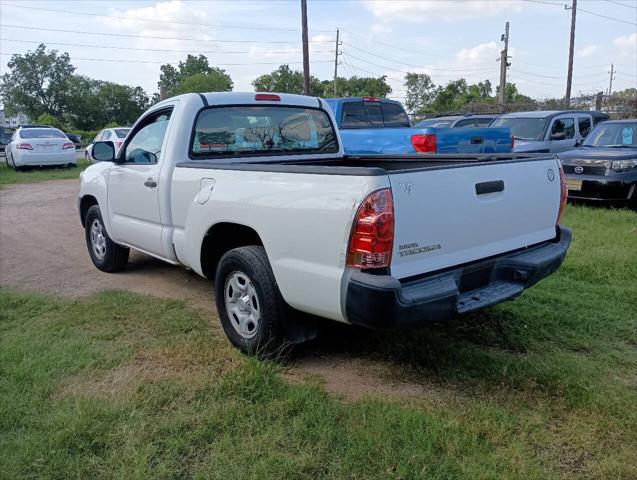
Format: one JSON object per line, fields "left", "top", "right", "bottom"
{"left": 200, "top": 222, "right": 265, "bottom": 279}
{"left": 79, "top": 195, "right": 99, "bottom": 227}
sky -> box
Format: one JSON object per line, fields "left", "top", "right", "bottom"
{"left": 0, "top": 0, "right": 635, "bottom": 104}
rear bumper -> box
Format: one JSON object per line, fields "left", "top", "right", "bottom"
{"left": 14, "top": 150, "right": 77, "bottom": 166}
{"left": 345, "top": 227, "right": 571, "bottom": 329}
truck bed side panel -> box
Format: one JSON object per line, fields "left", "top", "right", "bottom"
{"left": 170, "top": 167, "right": 388, "bottom": 322}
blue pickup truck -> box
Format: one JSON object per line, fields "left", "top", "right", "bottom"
{"left": 325, "top": 97, "right": 513, "bottom": 154}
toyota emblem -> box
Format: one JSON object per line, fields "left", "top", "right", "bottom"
{"left": 574, "top": 166, "right": 584, "bottom": 174}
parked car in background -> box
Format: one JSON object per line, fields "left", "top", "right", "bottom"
{"left": 558, "top": 119, "right": 636, "bottom": 204}
{"left": 85, "top": 127, "right": 131, "bottom": 160}
{"left": 65, "top": 133, "right": 82, "bottom": 150}
{"left": 5, "top": 126, "right": 77, "bottom": 169}
{"left": 491, "top": 110, "right": 608, "bottom": 153}
{"left": 415, "top": 113, "right": 500, "bottom": 128}
{"left": 79, "top": 92, "right": 570, "bottom": 353}
{"left": 325, "top": 97, "right": 513, "bottom": 154}
{"left": 0, "top": 127, "right": 14, "bottom": 155}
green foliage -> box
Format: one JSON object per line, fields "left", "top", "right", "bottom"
{"left": 404, "top": 72, "right": 437, "bottom": 114}
{"left": 173, "top": 72, "right": 234, "bottom": 95}
{"left": 158, "top": 54, "right": 233, "bottom": 97}
{"left": 1, "top": 205, "right": 636, "bottom": 478}
{"left": 35, "top": 113, "right": 65, "bottom": 130}
{"left": 252, "top": 64, "right": 324, "bottom": 96}
{"left": 252, "top": 66, "right": 392, "bottom": 99}
{"left": 326, "top": 75, "right": 392, "bottom": 98}
{"left": 0, "top": 45, "right": 148, "bottom": 130}
{"left": 0, "top": 44, "right": 75, "bottom": 120}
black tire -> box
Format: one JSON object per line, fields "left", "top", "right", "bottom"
{"left": 215, "top": 246, "right": 288, "bottom": 355}
{"left": 84, "top": 205, "right": 129, "bottom": 273}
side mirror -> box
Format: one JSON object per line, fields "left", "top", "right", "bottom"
{"left": 550, "top": 132, "right": 566, "bottom": 141}
{"left": 92, "top": 141, "right": 115, "bottom": 162}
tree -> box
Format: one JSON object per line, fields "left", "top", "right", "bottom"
{"left": 252, "top": 65, "right": 323, "bottom": 95}
{"left": 0, "top": 44, "right": 75, "bottom": 121}
{"left": 324, "top": 76, "right": 392, "bottom": 98}
{"left": 174, "top": 72, "right": 233, "bottom": 95}
{"left": 65, "top": 75, "right": 149, "bottom": 130}
{"left": 404, "top": 72, "right": 436, "bottom": 114}
{"left": 158, "top": 55, "right": 233, "bottom": 97}
{"left": 430, "top": 79, "right": 469, "bottom": 112}
{"left": 35, "top": 112, "right": 66, "bottom": 130}
{"left": 495, "top": 83, "right": 533, "bottom": 104}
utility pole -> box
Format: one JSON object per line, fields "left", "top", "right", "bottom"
{"left": 333, "top": 29, "right": 340, "bottom": 96}
{"left": 565, "top": 0, "right": 577, "bottom": 107}
{"left": 608, "top": 63, "right": 615, "bottom": 97}
{"left": 498, "top": 21, "right": 510, "bottom": 108}
{"left": 301, "top": 0, "right": 310, "bottom": 95}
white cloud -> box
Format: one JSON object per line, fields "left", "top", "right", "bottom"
{"left": 362, "top": 0, "right": 523, "bottom": 23}
{"left": 613, "top": 32, "right": 637, "bottom": 50}
{"left": 576, "top": 45, "right": 598, "bottom": 58}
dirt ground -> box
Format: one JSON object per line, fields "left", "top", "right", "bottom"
{"left": 0, "top": 179, "right": 432, "bottom": 401}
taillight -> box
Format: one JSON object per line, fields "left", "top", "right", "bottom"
{"left": 17, "top": 143, "right": 32, "bottom": 150}
{"left": 511, "top": 136, "right": 515, "bottom": 151}
{"left": 557, "top": 166, "right": 567, "bottom": 225}
{"left": 362, "top": 96, "right": 379, "bottom": 102}
{"left": 116, "top": 141, "right": 123, "bottom": 148}
{"left": 255, "top": 93, "right": 280, "bottom": 101}
{"left": 347, "top": 188, "right": 394, "bottom": 269}
{"left": 411, "top": 134, "right": 436, "bottom": 153}
{"left": 62, "top": 142, "right": 74, "bottom": 149}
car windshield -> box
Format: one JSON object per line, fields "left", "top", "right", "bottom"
{"left": 416, "top": 119, "right": 454, "bottom": 128}
{"left": 582, "top": 122, "right": 637, "bottom": 148}
{"left": 114, "top": 128, "right": 130, "bottom": 138}
{"left": 490, "top": 117, "right": 549, "bottom": 141}
{"left": 19, "top": 128, "right": 66, "bottom": 139}
{"left": 191, "top": 106, "right": 338, "bottom": 157}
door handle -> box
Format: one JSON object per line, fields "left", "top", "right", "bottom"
{"left": 144, "top": 179, "right": 157, "bottom": 188}
{"left": 470, "top": 136, "right": 484, "bottom": 144}
{"left": 475, "top": 180, "right": 504, "bottom": 195}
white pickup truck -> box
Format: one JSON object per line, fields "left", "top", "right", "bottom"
{"left": 79, "top": 92, "right": 571, "bottom": 353}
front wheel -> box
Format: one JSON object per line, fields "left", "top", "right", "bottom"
{"left": 84, "top": 205, "right": 129, "bottom": 272}
{"left": 215, "top": 246, "right": 287, "bottom": 355}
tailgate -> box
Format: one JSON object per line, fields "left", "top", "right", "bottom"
{"left": 389, "top": 158, "right": 561, "bottom": 279}
{"left": 434, "top": 127, "right": 512, "bottom": 153}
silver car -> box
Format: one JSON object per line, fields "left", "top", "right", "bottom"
{"left": 491, "top": 110, "right": 608, "bottom": 153}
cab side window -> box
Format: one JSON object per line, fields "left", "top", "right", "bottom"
{"left": 578, "top": 117, "right": 591, "bottom": 137}
{"left": 102, "top": 130, "right": 112, "bottom": 141}
{"left": 93, "top": 130, "right": 104, "bottom": 143}
{"left": 123, "top": 110, "right": 172, "bottom": 164}
{"left": 455, "top": 119, "right": 477, "bottom": 128}
{"left": 551, "top": 118, "right": 575, "bottom": 139}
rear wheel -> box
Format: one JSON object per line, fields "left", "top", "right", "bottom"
{"left": 215, "top": 246, "right": 287, "bottom": 355}
{"left": 84, "top": 205, "right": 129, "bottom": 272}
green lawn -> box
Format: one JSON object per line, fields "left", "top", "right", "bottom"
{"left": 0, "top": 156, "right": 90, "bottom": 187}
{"left": 1, "top": 205, "right": 636, "bottom": 479}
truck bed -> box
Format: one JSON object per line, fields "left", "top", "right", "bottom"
{"left": 176, "top": 153, "right": 554, "bottom": 176}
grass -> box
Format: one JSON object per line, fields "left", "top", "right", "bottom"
{"left": 0, "top": 155, "right": 90, "bottom": 187}
{"left": 1, "top": 205, "right": 636, "bottom": 479}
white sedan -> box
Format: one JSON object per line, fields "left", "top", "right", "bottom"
{"left": 5, "top": 126, "right": 77, "bottom": 169}
{"left": 85, "top": 127, "right": 131, "bottom": 161}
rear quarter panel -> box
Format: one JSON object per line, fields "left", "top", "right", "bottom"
{"left": 171, "top": 167, "right": 388, "bottom": 321}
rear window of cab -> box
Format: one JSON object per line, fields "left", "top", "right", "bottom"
{"left": 190, "top": 106, "right": 338, "bottom": 158}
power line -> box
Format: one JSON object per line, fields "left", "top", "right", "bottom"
{"left": 0, "top": 52, "right": 334, "bottom": 66}
{"left": 577, "top": 6, "right": 637, "bottom": 25}
{"left": 341, "top": 42, "right": 497, "bottom": 72}
{"left": 519, "top": 0, "right": 637, "bottom": 25}
{"left": 343, "top": 51, "right": 497, "bottom": 78}
{"left": 0, "top": 24, "right": 334, "bottom": 44}
{"left": 340, "top": 29, "right": 451, "bottom": 58}
{"left": 0, "top": 3, "right": 334, "bottom": 33}
{"left": 0, "top": 38, "right": 335, "bottom": 56}
{"left": 603, "top": 0, "right": 637, "bottom": 9}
